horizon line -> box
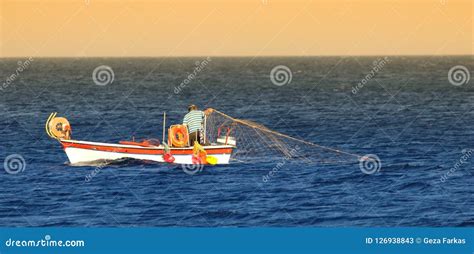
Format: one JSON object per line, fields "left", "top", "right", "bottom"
{"left": 0, "top": 54, "right": 473, "bottom": 59}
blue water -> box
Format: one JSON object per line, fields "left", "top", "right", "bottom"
{"left": 0, "top": 56, "right": 472, "bottom": 227}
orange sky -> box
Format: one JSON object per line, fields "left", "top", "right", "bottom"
{"left": 0, "top": 0, "right": 472, "bottom": 57}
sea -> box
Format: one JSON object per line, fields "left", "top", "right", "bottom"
{"left": 0, "top": 56, "right": 472, "bottom": 226}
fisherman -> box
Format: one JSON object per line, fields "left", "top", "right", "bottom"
{"left": 183, "top": 104, "right": 206, "bottom": 145}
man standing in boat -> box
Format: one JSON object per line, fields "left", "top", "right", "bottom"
{"left": 183, "top": 104, "right": 207, "bottom": 145}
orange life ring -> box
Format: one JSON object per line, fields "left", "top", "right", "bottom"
{"left": 169, "top": 125, "right": 189, "bottom": 147}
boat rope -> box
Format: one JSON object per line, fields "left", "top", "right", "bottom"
{"left": 209, "top": 108, "right": 364, "bottom": 160}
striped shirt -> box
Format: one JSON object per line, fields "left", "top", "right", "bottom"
{"left": 183, "top": 110, "right": 204, "bottom": 133}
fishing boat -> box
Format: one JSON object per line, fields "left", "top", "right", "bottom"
{"left": 45, "top": 112, "right": 235, "bottom": 165}
{"left": 46, "top": 109, "right": 365, "bottom": 168}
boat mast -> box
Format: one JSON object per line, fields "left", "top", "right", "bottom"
{"left": 203, "top": 114, "right": 207, "bottom": 144}
{"left": 162, "top": 112, "right": 166, "bottom": 145}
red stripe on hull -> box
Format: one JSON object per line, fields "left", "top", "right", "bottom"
{"left": 60, "top": 141, "right": 233, "bottom": 155}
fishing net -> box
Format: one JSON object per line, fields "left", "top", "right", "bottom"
{"left": 205, "top": 109, "right": 363, "bottom": 165}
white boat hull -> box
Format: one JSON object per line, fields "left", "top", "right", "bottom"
{"left": 60, "top": 139, "right": 234, "bottom": 165}
{"left": 64, "top": 147, "right": 232, "bottom": 165}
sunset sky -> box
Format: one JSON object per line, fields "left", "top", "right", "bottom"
{"left": 0, "top": 0, "right": 472, "bottom": 57}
